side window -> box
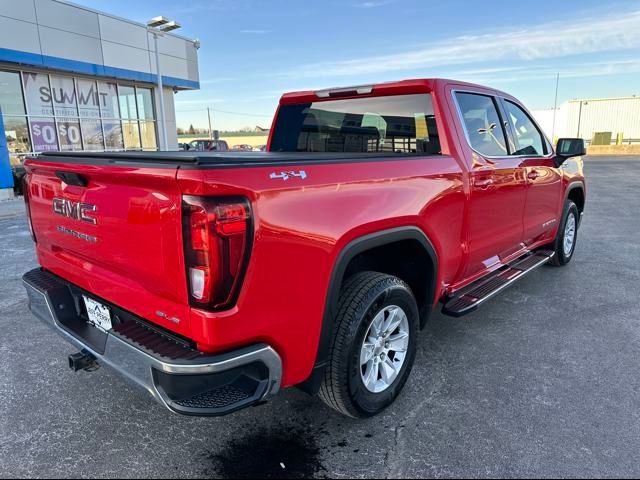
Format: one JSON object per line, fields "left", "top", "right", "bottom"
{"left": 503, "top": 100, "right": 546, "bottom": 156}
{"left": 455, "top": 92, "right": 508, "bottom": 157}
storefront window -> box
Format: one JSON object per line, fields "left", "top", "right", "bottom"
{"left": 29, "top": 117, "right": 58, "bottom": 152}
{"left": 136, "top": 88, "right": 154, "bottom": 120}
{"left": 57, "top": 118, "right": 83, "bottom": 151}
{"left": 0, "top": 70, "right": 157, "bottom": 157}
{"left": 23, "top": 73, "right": 53, "bottom": 116}
{"left": 103, "top": 120, "right": 124, "bottom": 150}
{"left": 0, "top": 71, "right": 26, "bottom": 116}
{"left": 4, "top": 116, "right": 30, "bottom": 166}
{"left": 139, "top": 121, "right": 157, "bottom": 150}
{"left": 77, "top": 79, "right": 101, "bottom": 119}
{"left": 50, "top": 75, "right": 78, "bottom": 117}
{"left": 80, "top": 118, "right": 104, "bottom": 150}
{"left": 119, "top": 86, "right": 137, "bottom": 119}
{"left": 98, "top": 82, "right": 120, "bottom": 118}
{"left": 122, "top": 120, "right": 141, "bottom": 149}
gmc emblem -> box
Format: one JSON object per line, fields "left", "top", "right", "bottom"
{"left": 52, "top": 198, "right": 97, "bottom": 224}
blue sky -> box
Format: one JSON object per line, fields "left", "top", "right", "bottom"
{"left": 82, "top": 0, "right": 640, "bottom": 130}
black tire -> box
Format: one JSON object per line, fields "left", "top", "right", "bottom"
{"left": 549, "top": 200, "right": 579, "bottom": 266}
{"left": 318, "top": 271, "right": 419, "bottom": 418}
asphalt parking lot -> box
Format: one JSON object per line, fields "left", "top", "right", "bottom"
{"left": 1, "top": 155, "right": 639, "bottom": 479}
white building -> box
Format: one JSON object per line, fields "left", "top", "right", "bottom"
{"left": 532, "top": 96, "right": 640, "bottom": 143}
{"left": 0, "top": 0, "right": 200, "bottom": 198}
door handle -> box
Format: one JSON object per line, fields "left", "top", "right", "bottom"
{"left": 474, "top": 177, "right": 494, "bottom": 189}
{"left": 527, "top": 170, "right": 540, "bottom": 180}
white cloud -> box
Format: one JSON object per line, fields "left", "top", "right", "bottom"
{"left": 354, "top": 0, "right": 395, "bottom": 7}
{"left": 447, "top": 58, "right": 640, "bottom": 86}
{"left": 291, "top": 10, "right": 640, "bottom": 78}
{"left": 240, "top": 29, "right": 272, "bottom": 34}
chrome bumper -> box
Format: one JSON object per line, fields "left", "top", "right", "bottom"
{"left": 23, "top": 268, "right": 282, "bottom": 416}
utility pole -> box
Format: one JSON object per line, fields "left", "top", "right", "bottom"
{"left": 207, "top": 107, "right": 212, "bottom": 139}
{"left": 551, "top": 73, "right": 559, "bottom": 142}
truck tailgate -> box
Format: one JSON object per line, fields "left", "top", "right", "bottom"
{"left": 24, "top": 159, "right": 192, "bottom": 337}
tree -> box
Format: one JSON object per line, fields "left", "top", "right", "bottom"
{"left": 176, "top": 127, "right": 185, "bottom": 135}
{"left": 188, "top": 124, "right": 196, "bottom": 135}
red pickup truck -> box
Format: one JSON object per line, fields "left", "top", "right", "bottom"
{"left": 22, "top": 79, "right": 586, "bottom": 418}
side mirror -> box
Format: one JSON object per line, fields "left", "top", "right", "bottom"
{"left": 555, "top": 138, "right": 586, "bottom": 166}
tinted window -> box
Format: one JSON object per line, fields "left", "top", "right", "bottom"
{"left": 504, "top": 100, "right": 546, "bottom": 155}
{"left": 455, "top": 92, "right": 508, "bottom": 157}
{"left": 270, "top": 94, "right": 440, "bottom": 154}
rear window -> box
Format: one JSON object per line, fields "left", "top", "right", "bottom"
{"left": 270, "top": 94, "right": 441, "bottom": 154}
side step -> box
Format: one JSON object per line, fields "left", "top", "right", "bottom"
{"left": 442, "top": 250, "right": 555, "bottom": 317}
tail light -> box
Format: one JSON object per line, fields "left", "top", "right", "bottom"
{"left": 182, "top": 196, "right": 252, "bottom": 311}
{"left": 23, "top": 175, "right": 36, "bottom": 243}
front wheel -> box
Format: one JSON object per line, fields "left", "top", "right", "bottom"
{"left": 549, "top": 200, "right": 579, "bottom": 266}
{"left": 318, "top": 272, "right": 419, "bottom": 418}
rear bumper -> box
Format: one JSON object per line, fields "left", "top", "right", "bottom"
{"left": 22, "top": 268, "right": 282, "bottom": 416}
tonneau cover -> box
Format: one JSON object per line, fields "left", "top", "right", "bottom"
{"left": 35, "top": 151, "right": 420, "bottom": 168}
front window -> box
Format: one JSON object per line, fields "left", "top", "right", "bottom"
{"left": 503, "top": 100, "right": 547, "bottom": 156}
{"left": 270, "top": 93, "right": 441, "bottom": 154}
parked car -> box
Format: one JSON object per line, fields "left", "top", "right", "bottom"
{"left": 253, "top": 145, "right": 267, "bottom": 152}
{"left": 178, "top": 142, "right": 191, "bottom": 151}
{"left": 22, "top": 78, "right": 586, "bottom": 418}
{"left": 232, "top": 144, "right": 254, "bottom": 152}
{"left": 189, "top": 139, "right": 229, "bottom": 151}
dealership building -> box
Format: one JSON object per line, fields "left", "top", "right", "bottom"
{"left": 0, "top": 0, "right": 200, "bottom": 199}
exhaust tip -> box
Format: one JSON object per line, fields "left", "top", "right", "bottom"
{"left": 68, "top": 350, "right": 99, "bottom": 372}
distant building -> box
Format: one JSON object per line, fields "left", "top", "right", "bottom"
{"left": 255, "top": 126, "right": 269, "bottom": 132}
{"left": 532, "top": 96, "right": 640, "bottom": 143}
{"left": 0, "top": 0, "right": 200, "bottom": 199}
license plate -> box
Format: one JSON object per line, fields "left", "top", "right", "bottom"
{"left": 83, "top": 296, "right": 112, "bottom": 332}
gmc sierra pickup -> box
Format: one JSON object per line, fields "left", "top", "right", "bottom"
{"left": 22, "top": 79, "right": 586, "bottom": 418}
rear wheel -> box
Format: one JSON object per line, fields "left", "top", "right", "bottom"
{"left": 549, "top": 200, "right": 579, "bottom": 266}
{"left": 318, "top": 271, "right": 419, "bottom": 418}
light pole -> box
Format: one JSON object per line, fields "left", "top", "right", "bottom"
{"left": 147, "top": 16, "right": 181, "bottom": 151}
{"left": 551, "top": 73, "right": 559, "bottom": 142}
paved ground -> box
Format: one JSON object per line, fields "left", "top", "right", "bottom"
{"left": 0, "top": 198, "right": 24, "bottom": 220}
{"left": 1, "top": 156, "right": 639, "bottom": 479}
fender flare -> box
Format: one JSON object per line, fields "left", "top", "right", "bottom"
{"left": 565, "top": 181, "right": 585, "bottom": 206}
{"left": 298, "top": 226, "right": 438, "bottom": 393}
{"left": 565, "top": 181, "right": 586, "bottom": 225}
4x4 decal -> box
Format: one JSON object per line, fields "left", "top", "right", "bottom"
{"left": 269, "top": 170, "right": 307, "bottom": 181}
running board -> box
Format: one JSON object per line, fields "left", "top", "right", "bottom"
{"left": 442, "top": 250, "right": 555, "bottom": 317}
